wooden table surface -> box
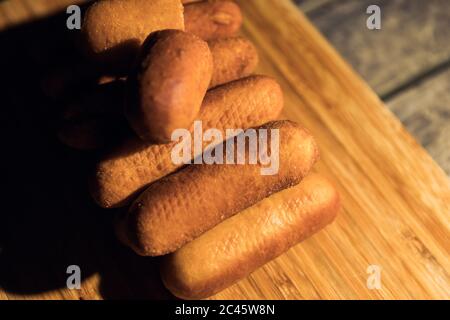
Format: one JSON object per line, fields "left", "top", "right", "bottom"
{"left": 296, "top": 0, "right": 450, "bottom": 176}
{"left": 0, "top": 0, "right": 449, "bottom": 300}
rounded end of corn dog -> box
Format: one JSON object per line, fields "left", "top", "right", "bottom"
{"left": 88, "top": 137, "right": 153, "bottom": 208}
{"left": 298, "top": 174, "right": 341, "bottom": 225}
{"left": 184, "top": 0, "right": 243, "bottom": 41}
{"left": 160, "top": 174, "right": 340, "bottom": 300}
{"left": 265, "top": 120, "right": 321, "bottom": 180}
{"left": 125, "top": 30, "right": 213, "bottom": 143}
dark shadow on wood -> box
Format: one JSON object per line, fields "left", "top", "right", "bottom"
{"left": 0, "top": 5, "right": 171, "bottom": 300}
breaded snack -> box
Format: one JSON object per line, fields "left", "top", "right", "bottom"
{"left": 160, "top": 174, "right": 340, "bottom": 299}
{"left": 47, "top": 35, "right": 257, "bottom": 102}
{"left": 184, "top": 1, "right": 242, "bottom": 41}
{"left": 116, "top": 120, "right": 320, "bottom": 256}
{"left": 56, "top": 38, "right": 260, "bottom": 150}
{"left": 81, "top": 0, "right": 184, "bottom": 65}
{"left": 90, "top": 75, "right": 284, "bottom": 208}
{"left": 126, "top": 30, "right": 213, "bottom": 143}
{"left": 209, "top": 37, "right": 259, "bottom": 88}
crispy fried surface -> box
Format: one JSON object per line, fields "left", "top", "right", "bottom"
{"left": 82, "top": 0, "right": 184, "bottom": 63}
{"left": 184, "top": 1, "right": 242, "bottom": 41}
{"left": 209, "top": 37, "right": 259, "bottom": 88}
{"left": 116, "top": 120, "right": 320, "bottom": 256}
{"left": 161, "top": 174, "right": 340, "bottom": 299}
{"left": 91, "top": 75, "right": 284, "bottom": 208}
{"left": 126, "top": 30, "right": 213, "bottom": 143}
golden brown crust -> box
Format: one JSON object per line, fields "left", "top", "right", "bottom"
{"left": 46, "top": 35, "right": 257, "bottom": 102}
{"left": 184, "top": 1, "right": 242, "bottom": 41}
{"left": 116, "top": 120, "right": 319, "bottom": 256}
{"left": 90, "top": 75, "right": 284, "bottom": 208}
{"left": 57, "top": 33, "right": 258, "bottom": 149}
{"left": 81, "top": 0, "right": 184, "bottom": 65}
{"left": 209, "top": 37, "right": 259, "bottom": 88}
{"left": 160, "top": 174, "right": 340, "bottom": 299}
{"left": 55, "top": 36, "right": 259, "bottom": 149}
{"left": 125, "top": 30, "right": 213, "bottom": 143}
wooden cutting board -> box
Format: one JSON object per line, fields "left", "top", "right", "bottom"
{"left": 0, "top": 0, "right": 449, "bottom": 300}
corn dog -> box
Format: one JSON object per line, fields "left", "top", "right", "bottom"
{"left": 45, "top": 2, "right": 245, "bottom": 100}
{"left": 184, "top": 1, "right": 242, "bottom": 41}
{"left": 57, "top": 37, "right": 259, "bottom": 150}
{"left": 125, "top": 30, "right": 213, "bottom": 143}
{"left": 115, "top": 120, "right": 319, "bottom": 256}
{"left": 160, "top": 174, "right": 340, "bottom": 299}
{"left": 47, "top": 35, "right": 258, "bottom": 102}
{"left": 90, "top": 75, "right": 284, "bottom": 208}
{"left": 81, "top": 0, "right": 184, "bottom": 65}
{"left": 209, "top": 37, "right": 259, "bottom": 88}
{"left": 81, "top": 0, "right": 242, "bottom": 65}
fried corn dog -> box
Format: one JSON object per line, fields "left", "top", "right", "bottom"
{"left": 126, "top": 30, "right": 213, "bottom": 143}
{"left": 81, "top": 0, "right": 241, "bottom": 66}
{"left": 46, "top": 2, "right": 246, "bottom": 100}
{"left": 160, "top": 174, "right": 340, "bottom": 299}
{"left": 116, "top": 120, "right": 320, "bottom": 256}
{"left": 81, "top": 0, "right": 184, "bottom": 64}
{"left": 209, "top": 37, "right": 259, "bottom": 88}
{"left": 57, "top": 38, "right": 259, "bottom": 150}
{"left": 184, "top": 1, "right": 242, "bottom": 41}
{"left": 90, "top": 75, "right": 284, "bottom": 208}
{"left": 48, "top": 35, "right": 258, "bottom": 102}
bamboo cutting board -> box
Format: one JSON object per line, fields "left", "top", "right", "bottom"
{"left": 0, "top": 0, "right": 449, "bottom": 300}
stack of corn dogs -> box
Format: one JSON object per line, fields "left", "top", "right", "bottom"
{"left": 51, "top": 0, "right": 341, "bottom": 299}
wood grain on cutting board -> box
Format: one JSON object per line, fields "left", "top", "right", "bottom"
{"left": 0, "top": 0, "right": 449, "bottom": 300}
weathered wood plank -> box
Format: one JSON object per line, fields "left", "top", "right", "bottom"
{"left": 296, "top": 0, "right": 450, "bottom": 175}
{"left": 387, "top": 69, "right": 450, "bottom": 176}
{"left": 303, "top": 0, "right": 450, "bottom": 97}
